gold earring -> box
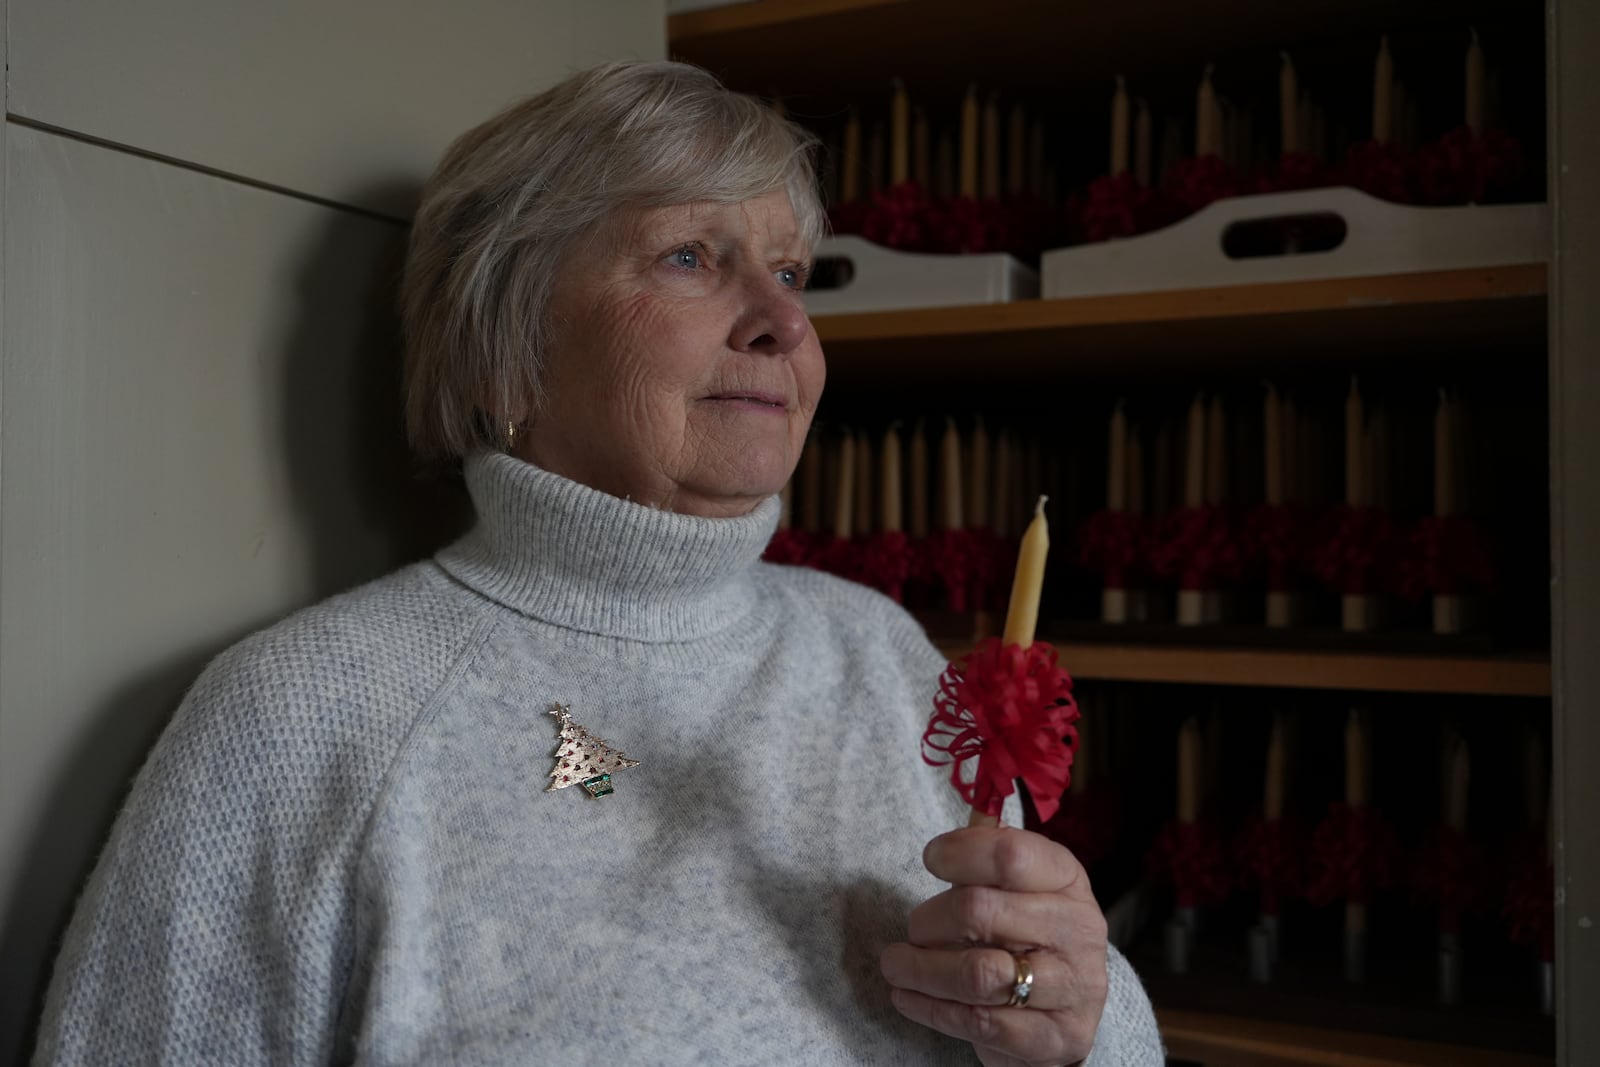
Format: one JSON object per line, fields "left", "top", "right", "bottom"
{"left": 506, "top": 421, "right": 517, "bottom": 449}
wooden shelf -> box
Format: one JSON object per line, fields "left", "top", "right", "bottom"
{"left": 931, "top": 641, "right": 1551, "bottom": 697}
{"left": 814, "top": 266, "right": 1548, "bottom": 387}
{"left": 1157, "top": 1008, "right": 1553, "bottom": 1067}
{"left": 669, "top": 0, "right": 1527, "bottom": 103}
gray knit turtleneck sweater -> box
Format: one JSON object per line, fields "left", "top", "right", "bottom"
{"left": 36, "top": 453, "right": 1163, "bottom": 1065}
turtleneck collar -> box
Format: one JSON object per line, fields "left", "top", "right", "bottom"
{"left": 435, "top": 452, "right": 780, "bottom": 643}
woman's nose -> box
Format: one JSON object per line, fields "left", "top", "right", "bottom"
{"left": 729, "top": 275, "right": 811, "bottom": 358}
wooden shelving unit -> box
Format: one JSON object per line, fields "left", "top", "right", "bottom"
{"left": 669, "top": 0, "right": 1531, "bottom": 102}
{"left": 932, "top": 641, "right": 1551, "bottom": 697}
{"left": 673, "top": 2, "right": 1558, "bottom": 1063}
{"left": 1157, "top": 1009, "right": 1552, "bottom": 1067}
{"left": 816, "top": 266, "right": 1547, "bottom": 385}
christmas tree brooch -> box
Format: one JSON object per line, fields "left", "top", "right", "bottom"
{"left": 546, "top": 703, "right": 640, "bottom": 799}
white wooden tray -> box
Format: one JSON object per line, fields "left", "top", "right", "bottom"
{"left": 1042, "top": 187, "right": 1548, "bottom": 299}
{"left": 805, "top": 235, "right": 1039, "bottom": 315}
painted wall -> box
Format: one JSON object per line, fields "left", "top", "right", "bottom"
{"left": 0, "top": 3, "right": 663, "bottom": 1062}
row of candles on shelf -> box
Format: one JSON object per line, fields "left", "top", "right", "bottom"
{"left": 1073, "top": 706, "right": 1555, "bottom": 1011}
{"left": 818, "top": 26, "right": 1523, "bottom": 258}
{"left": 770, "top": 382, "right": 1492, "bottom": 634}
{"left": 1087, "top": 382, "right": 1490, "bottom": 634}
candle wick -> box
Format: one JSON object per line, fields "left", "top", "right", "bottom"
{"left": 1034, "top": 494, "right": 1048, "bottom": 517}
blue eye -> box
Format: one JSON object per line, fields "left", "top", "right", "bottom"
{"left": 777, "top": 267, "right": 806, "bottom": 290}
{"left": 670, "top": 247, "right": 701, "bottom": 269}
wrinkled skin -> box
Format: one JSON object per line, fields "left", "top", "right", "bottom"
{"left": 515, "top": 190, "right": 823, "bottom": 518}
{"left": 880, "top": 828, "right": 1109, "bottom": 1067}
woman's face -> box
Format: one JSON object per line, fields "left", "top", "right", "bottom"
{"left": 516, "top": 189, "right": 824, "bottom": 518}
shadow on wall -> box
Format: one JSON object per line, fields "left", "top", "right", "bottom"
{"left": 281, "top": 188, "right": 474, "bottom": 593}
{"left": 1, "top": 180, "right": 472, "bottom": 1065}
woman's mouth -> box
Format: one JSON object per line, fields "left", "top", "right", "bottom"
{"left": 704, "top": 391, "right": 788, "bottom": 413}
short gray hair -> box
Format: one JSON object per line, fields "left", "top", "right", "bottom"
{"left": 400, "top": 59, "right": 824, "bottom": 461}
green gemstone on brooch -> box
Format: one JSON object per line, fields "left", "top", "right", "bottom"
{"left": 580, "top": 774, "right": 614, "bottom": 799}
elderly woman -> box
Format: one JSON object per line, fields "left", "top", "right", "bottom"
{"left": 36, "top": 61, "right": 1162, "bottom": 1065}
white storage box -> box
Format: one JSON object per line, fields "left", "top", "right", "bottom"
{"left": 805, "top": 235, "right": 1039, "bottom": 315}
{"left": 1042, "top": 186, "right": 1549, "bottom": 299}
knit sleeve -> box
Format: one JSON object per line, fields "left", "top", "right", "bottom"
{"left": 32, "top": 572, "right": 484, "bottom": 1066}
{"left": 1085, "top": 945, "right": 1166, "bottom": 1066}
{"left": 31, "top": 644, "right": 372, "bottom": 1065}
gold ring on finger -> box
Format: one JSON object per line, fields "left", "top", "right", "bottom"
{"left": 1004, "top": 952, "right": 1034, "bottom": 1008}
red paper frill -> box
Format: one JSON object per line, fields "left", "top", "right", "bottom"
{"left": 762, "top": 528, "right": 822, "bottom": 567}
{"left": 1397, "top": 515, "right": 1495, "bottom": 599}
{"left": 1305, "top": 802, "right": 1401, "bottom": 906}
{"left": 1254, "top": 152, "right": 1337, "bottom": 194}
{"left": 1344, "top": 140, "right": 1414, "bottom": 204}
{"left": 922, "top": 528, "right": 977, "bottom": 613}
{"left": 1413, "top": 126, "right": 1526, "bottom": 206}
{"left": 1166, "top": 155, "right": 1245, "bottom": 216}
{"left": 1146, "top": 819, "right": 1232, "bottom": 909}
{"left": 1078, "top": 509, "right": 1147, "bottom": 589}
{"left": 922, "top": 638, "right": 1080, "bottom": 822}
{"left": 855, "top": 530, "right": 915, "bottom": 603}
{"left": 1232, "top": 816, "right": 1307, "bottom": 916}
{"left": 1503, "top": 832, "right": 1554, "bottom": 960}
{"left": 1040, "top": 785, "right": 1121, "bottom": 871}
{"left": 1241, "top": 504, "right": 1308, "bottom": 592}
{"left": 930, "top": 196, "right": 1012, "bottom": 255}
{"left": 860, "top": 182, "right": 937, "bottom": 252}
{"left": 1310, "top": 506, "right": 1394, "bottom": 596}
{"left": 1409, "top": 825, "right": 1490, "bottom": 934}
{"left": 1149, "top": 506, "right": 1240, "bottom": 591}
{"left": 1081, "top": 173, "right": 1159, "bottom": 243}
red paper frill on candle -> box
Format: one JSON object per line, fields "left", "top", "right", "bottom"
{"left": 1413, "top": 127, "right": 1526, "bottom": 206}
{"left": 763, "top": 528, "right": 823, "bottom": 567}
{"left": 1080, "top": 173, "right": 1173, "bottom": 243}
{"left": 1343, "top": 140, "right": 1414, "bottom": 205}
{"left": 1146, "top": 819, "right": 1232, "bottom": 909}
{"left": 1305, "top": 802, "right": 1401, "bottom": 906}
{"left": 1409, "top": 825, "right": 1490, "bottom": 935}
{"left": 1149, "top": 506, "right": 1240, "bottom": 591}
{"left": 1254, "top": 152, "right": 1336, "bottom": 194}
{"left": 921, "top": 529, "right": 979, "bottom": 613}
{"left": 833, "top": 184, "right": 1051, "bottom": 259}
{"left": 1503, "top": 831, "right": 1555, "bottom": 961}
{"left": 1040, "top": 786, "right": 1121, "bottom": 871}
{"left": 930, "top": 195, "right": 1013, "bottom": 255}
{"left": 1078, "top": 509, "right": 1148, "bottom": 590}
{"left": 854, "top": 530, "right": 915, "bottom": 603}
{"left": 1232, "top": 816, "right": 1307, "bottom": 917}
{"left": 1396, "top": 515, "right": 1495, "bottom": 600}
{"left": 1242, "top": 504, "right": 1309, "bottom": 593}
{"left": 1165, "top": 156, "right": 1245, "bottom": 216}
{"left": 1310, "top": 506, "right": 1395, "bottom": 597}
{"left": 859, "top": 182, "right": 937, "bottom": 252}
{"left": 922, "top": 638, "right": 1080, "bottom": 822}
